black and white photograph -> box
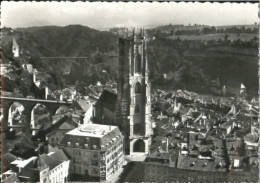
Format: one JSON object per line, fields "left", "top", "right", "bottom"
{"left": 0, "top": 1, "right": 259, "bottom": 182}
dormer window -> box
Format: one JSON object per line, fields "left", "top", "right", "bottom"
{"left": 67, "top": 142, "right": 71, "bottom": 146}
{"left": 93, "top": 145, "right": 97, "bottom": 150}
{"left": 75, "top": 143, "right": 79, "bottom": 147}
{"left": 84, "top": 144, "right": 88, "bottom": 148}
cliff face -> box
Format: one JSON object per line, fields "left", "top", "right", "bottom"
{"left": 2, "top": 25, "right": 258, "bottom": 96}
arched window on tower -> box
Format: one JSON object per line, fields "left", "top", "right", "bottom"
{"left": 134, "top": 104, "right": 140, "bottom": 113}
{"left": 135, "top": 82, "right": 141, "bottom": 94}
{"left": 135, "top": 53, "right": 142, "bottom": 73}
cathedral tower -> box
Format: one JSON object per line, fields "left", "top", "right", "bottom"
{"left": 116, "top": 28, "right": 152, "bottom": 155}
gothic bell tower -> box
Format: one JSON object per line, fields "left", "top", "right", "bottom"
{"left": 116, "top": 28, "right": 153, "bottom": 155}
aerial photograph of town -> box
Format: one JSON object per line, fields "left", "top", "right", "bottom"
{"left": 0, "top": 1, "right": 259, "bottom": 182}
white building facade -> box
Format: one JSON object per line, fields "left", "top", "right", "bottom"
{"left": 59, "top": 124, "right": 124, "bottom": 181}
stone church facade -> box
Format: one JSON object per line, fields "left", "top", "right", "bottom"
{"left": 94, "top": 28, "right": 153, "bottom": 155}
{"left": 115, "top": 28, "right": 153, "bottom": 155}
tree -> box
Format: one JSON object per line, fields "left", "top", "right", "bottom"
{"left": 224, "top": 34, "right": 229, "bottom": 41}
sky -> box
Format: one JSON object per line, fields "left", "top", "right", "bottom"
{"left": 1, "top": 2, "right": 258, "bottom": 30}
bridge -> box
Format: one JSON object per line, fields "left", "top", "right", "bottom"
{"left": 1, "top": 97, "right": 73, "bottom": 133}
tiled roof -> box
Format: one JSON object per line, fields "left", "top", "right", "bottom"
{"left": 76, "top": 99, "right": 92, "bottom": 112}
{"left": 148, "top": 151, "right": 169, "bottom": 160}
{"left": 38, "top": 149, "right": 69, "bottom": 170}
{"left": 177, "top": 154, "right": 226, "bottom": 172}
{"left": 3, "top": 153, "right": 17, "bottom": 169}
{"left": 46, "top": 115, "right": 77, "bottom": 137}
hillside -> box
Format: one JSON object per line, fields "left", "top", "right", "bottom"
{"left": 147, "top": 37, "right": 258, "bottom": 95}
{"left": 2, "top": 25, "right": 119, "bottom": 89}
{"left": 1, "top": 25, "right": 258, "bottom": 97}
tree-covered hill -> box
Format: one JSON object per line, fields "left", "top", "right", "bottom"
{"left": 1, "top": 24, "right": 258, "bottom": 97}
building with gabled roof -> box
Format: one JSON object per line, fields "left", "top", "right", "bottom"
{"left": 38, "top": 149, "right": 70, "bottom": 183}
{"left": 94, "top": 90, "right": 117, "bottom": 126}
{"left": 1, "top": 150, "right": 69, "bottom": 183}
{"left": 75, "top": 98, "right": 95, "bottom": 124}
{"left": 46, "top": 115, "right": 78, "bottom": 149}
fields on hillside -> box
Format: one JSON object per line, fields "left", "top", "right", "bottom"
{"left": 167, "top": 33, "right": 257, "bottom": 41}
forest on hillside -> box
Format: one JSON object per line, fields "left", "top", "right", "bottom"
{"left": 1, "top": 25, "right": 258, "bottom": 97}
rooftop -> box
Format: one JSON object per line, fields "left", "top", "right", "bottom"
{"left": 98, "top": 90, "right": 117, "bottom": 112}
{"left": 67, "top": 123, "right": 117, "bottom": 138}
{"left": 38, "top": 149, "right": 69, "bottom": 170}
{"left": 76, "top": 99, "right": 92, "bottom": 112}
{"left": 11, "top": 157, "right": 37, "bottom": 168}
{"left": 60, "top": 123, "right": 122, "bottom": 150}
{"left": 177, "top": 154, "right": 226, "bottom": 172}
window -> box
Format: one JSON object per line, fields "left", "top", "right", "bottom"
{"left": 91, "top": 160, "right": 98, "bottom": 166}
{"left": 134, "top": 105, "right": 140, "bottom": 113}
{"left": 85, "top": 169, "right": 89, "bottom": 175}
{"left": 135, "top": 82, "right": 142, "bottom": 94}
{"left": 135, "top": 53, "right": 142, "bottom": 73}
{"left": 91, "top": 168, "right": 99, "bottom": 175}
{"left": 93, "top": 152, "right": 98, "bottom": 158}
